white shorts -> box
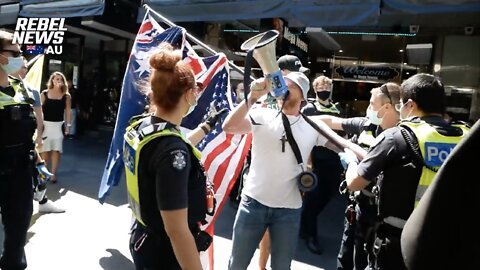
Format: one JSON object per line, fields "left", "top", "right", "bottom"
{"left": 40, "top": 121, "right": 64, "bottom": 153}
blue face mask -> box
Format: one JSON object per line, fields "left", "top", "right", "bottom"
{"left": 184, "top": 91, "right": 198, "bottom": 117}
{"left": 0, "top": 56, "right": 24, "bottom": 75}
{"left": 366, "top": 106, "right": 384, "bottom": 126}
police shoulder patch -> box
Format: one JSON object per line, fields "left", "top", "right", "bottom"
{"left": 171, "top": 149, "right": 187, "bottom": 170}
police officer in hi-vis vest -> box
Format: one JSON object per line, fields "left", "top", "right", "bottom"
{"left": 342, "top": 73, "right": 469, "bottom": 270}
{"left": 125, "top": 43, "right": 225, "bottom": 270}
{"left": 300, "top": 75, "right": 344, "bottom": 254}
{"left": 312, "top": 82, "right": 401, "bottom": 270}
{"left": 0, "top": 30, "right": 52, "bottom": 270}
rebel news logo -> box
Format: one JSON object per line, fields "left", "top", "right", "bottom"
{"left": 13, "top": 18, "right": 67, "bottom": 55}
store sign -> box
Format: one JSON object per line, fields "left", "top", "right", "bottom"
{"left": 283, "top": 26, "right": 308, "bottom": 53}
{"left": 335, "top": 66, "right": 399, "bottom": 81}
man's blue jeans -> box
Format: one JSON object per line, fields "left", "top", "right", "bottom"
{"left": 228, "top": 195, "right": 302, "bottom": 270}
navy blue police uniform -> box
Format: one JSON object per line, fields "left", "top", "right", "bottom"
{"left": 337, "top": 117, "right": 382, "bottom": 270}
{"left": 127, "top": 116, "right": 209, "bottom": 269}
{"left": 0, "top": 77, "right": 36, "bottom": 270}
{"left": 357, "top": 116, "right": 467, "bottom": 270}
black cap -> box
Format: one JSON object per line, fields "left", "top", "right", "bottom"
{"left": 277, "top": 55, "right": 310, "bottom": 75}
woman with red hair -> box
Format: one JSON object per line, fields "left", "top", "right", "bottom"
{"left": 125, "top": 43, "right": 214, "bottom": 270}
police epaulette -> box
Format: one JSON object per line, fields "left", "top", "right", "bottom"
{"left": 128, "top": 113, "right": 151, "bottom": 125}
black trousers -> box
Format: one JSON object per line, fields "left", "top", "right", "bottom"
{"left": 337, "top": 201, "right": 377, "bottom": 270}
{"left": 129, "top": 223, "right": 181, "bottom": 270}
{"left": 300, "top": 164, "right": 342, "bottom": 238}
{"left": 373, "top": 226, "right": 406, "bottom": 270}
{"left": 0, "top": 146, "right": 34, "bottom": 270}
{"left": 337, "top": 212, "right": 355, "bottom": 270}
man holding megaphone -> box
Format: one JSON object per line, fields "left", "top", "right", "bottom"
{"left": 223, "top": 69, "right": 366, "bottom": 268}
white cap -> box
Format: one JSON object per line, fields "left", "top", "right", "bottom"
{"left": 284, "top": 71, "right": 310, "bottom": 100}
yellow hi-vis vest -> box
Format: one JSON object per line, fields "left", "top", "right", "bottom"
{"left": 313, "top": 101, "right": 341, "bottom": 115}
{"left": 0, "top": 77, "right": 34, "bottom": 109}
{"left": 123, "top": 119, "right": 202, "bottom": 226}
{"left": 357, "top": 130, "right": 376, "bottom": 150}
{"left": 400, "top": 120, "right": 469, "bottom": 207}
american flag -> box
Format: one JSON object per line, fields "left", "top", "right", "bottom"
{"left": 98, "top": 11, "right": 251, "bottom": 269}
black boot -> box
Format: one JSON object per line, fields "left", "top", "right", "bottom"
{"left": 306, "top": 237, "right": 323, "bottom": 255}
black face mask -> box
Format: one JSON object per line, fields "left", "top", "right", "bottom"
{"left": 316, "top": 91, "right": 330, "bottom": 101}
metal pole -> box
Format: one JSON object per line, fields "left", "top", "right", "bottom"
{"left": 144, "top": 4, "right": 253, "bottom": 79}
{"left": 27, "top": 54, "right": 43, "bottom": 68}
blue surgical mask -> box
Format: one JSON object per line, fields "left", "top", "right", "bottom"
{"left": 399, "top": 101, "right": 413, "bottom": 121}
{"left": 366, "top": 107, "right": 383, "bottom": 126}
{"left": 0, "top": 56, "right": 24, "bottom": 75}
{"left": 184, "top": 97, "right": 198, "bottom": 117}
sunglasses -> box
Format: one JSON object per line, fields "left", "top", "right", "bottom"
{"left": 0, "top": 49, "right": 23, "bottom": 57}
{"left": 379, "top": 84, "right": 392, "bottom": 103}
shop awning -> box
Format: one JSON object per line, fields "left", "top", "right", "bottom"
{"left": 19, "top": 0, "right": 105, "bottom": 18}
{"left": 140, "top": 0, "right": 381, "bottom": 27}
{"left": 0, "top": 1, "right": 20, "bottom": 26}
{"left": 141, "top": 0, "right": 480, "bottom": 27}
{"left": 382, "top": 0, "right": 480, "bottom": 14}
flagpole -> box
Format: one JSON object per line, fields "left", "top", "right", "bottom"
{"left": 144, "top": 4, "right": 254, "bottom": 80}
{"left": 27, "top": 54, "right": 43, "bottom": 68}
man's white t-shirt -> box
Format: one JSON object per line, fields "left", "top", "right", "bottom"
{"left": 242, "top": 107, "right": 328, "bottom": 209}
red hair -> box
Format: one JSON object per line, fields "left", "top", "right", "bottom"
{"left": 149, "top": 43, "right": 195, "bottom": 112}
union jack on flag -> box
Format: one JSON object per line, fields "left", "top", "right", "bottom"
{"left": 98, "top": 10, "right": 251, "bottom": 269}
{"left": 25, "top": 45, "right": 44, "bottom": 55}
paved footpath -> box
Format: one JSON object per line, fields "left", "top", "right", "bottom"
{"left": 1, "top": 128, "right": 346, "bottom": 270}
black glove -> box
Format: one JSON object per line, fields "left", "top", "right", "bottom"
{"left": 205, "top": 108, "right": 228, "bottom": 129}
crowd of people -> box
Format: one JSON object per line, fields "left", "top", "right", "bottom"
{"left": 1, "top": 27, "right": 477, "bottom": 270}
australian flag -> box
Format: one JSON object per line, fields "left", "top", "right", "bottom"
{"left": 24, "top": 45, "right": 45, "bottom": 55}
{"left": 98, "top": 10, "right": 251, "bottom": 233}
{"left": 98, "top": 11, "right": 252, "bottom": 269}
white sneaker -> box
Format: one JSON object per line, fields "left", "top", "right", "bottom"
{"left": 38, "top": 201, "right": 66, "bottom": 214}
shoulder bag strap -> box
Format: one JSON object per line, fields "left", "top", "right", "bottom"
{"left": 281, "top": 113, "right": 303, "bottom": 166}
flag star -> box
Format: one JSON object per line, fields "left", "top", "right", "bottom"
{"left": 216, "top": 83, "right": 220, "bottom": 88}
{"left": 222, "top": 100, "right": 228, "bottom": 106}
{"left": 212, "top": 92, "right": 217, "bottom": 98}
{"left": 216, "top": 101, "right": 222, "bottom": 107}
{"left": 212, "top": 129, "right": 218, "bottom": 135}
{"left": 222, "top": 73, "right": 227, "bottom": 78}
{"left": 134, "top": 56, "right": 150, "bottom": 77}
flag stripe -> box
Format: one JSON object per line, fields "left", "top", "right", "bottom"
{"left": 198, "top": 56, "right": 227, "bottom": 88}
{"left": 202, "top": 133, "right": 234, "bottom": 170}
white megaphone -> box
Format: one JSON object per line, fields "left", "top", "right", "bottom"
{"left": 241, "top": 30, "right": 288, "bottom": 99}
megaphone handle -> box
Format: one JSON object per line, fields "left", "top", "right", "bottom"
{"left": 243, "top": 48, "right": 254, "bottom": 108}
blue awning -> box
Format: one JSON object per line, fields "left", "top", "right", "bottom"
{"left": 0, "top": 1, "right": 20, "bottom": 26}
{"left": 140, "top": 0, "right": 290, "bottom": 22}
{"left": 382, "top": 0, "right": 480, "bottom": 14}
{"left": 141, "top": 0, "right": 480, "bottom": 27}
{"left": 140, "top": 0, "right": 381, "bottom": 26}
{"left": 19, "top": 0, "right": 105, "bottom": 18}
